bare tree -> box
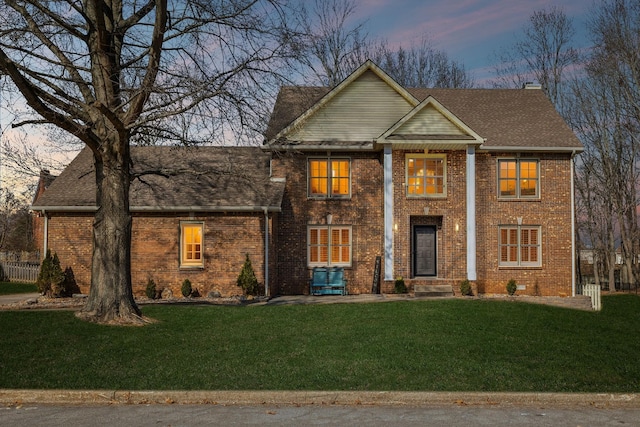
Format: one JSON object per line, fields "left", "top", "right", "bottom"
{"left": 295, "top": 0, "right": 370, "bottom": 87}
{"left": 492, "top": 6, "right": 578, "bottom": 109}
{"left": 0, "top": 0, "right": 296, "bottom": 324}
{"left": 569, "top": 0, "right": 640, "bottom": 291}
{"left": 297, "top": 1, "right": 473, "bottom": 89}
{"left": 369, "top": 37, "right": 473, "bottom": 88}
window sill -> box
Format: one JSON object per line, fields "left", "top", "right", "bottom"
{"left": 179, "top": 265, "right": 205, "bottom": 271}
{"left": 498, "top": 266, "right": 542, "bottom": 270}
{"left": 406, "top": 195, "right": 447, "bottom": 200}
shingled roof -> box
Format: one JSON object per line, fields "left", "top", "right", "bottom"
{"left": 32, "top": 146, "right": 284, "bottom": 212}
{"left": 264, "top": 85, "right": 583, "bottom": 151}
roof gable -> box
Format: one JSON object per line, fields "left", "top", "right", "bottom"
{"left": 269, "top": 60, "right": 418, "bottom": 144}
{"left": 378, "top": 96, "right": 484, "bottom": 149}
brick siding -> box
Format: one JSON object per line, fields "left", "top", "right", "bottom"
{"left": 45, "top": 212, "right": 270, "bottom": 297}
{"left": 272, "top": 149, "right": 574, "bottom": 296}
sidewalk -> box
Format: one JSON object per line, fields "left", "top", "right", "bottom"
{"left": 1, "top": 389, "right": 638, "bottom": 408}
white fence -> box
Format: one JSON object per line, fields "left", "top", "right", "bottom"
{"left": 0, "top": 262, "right": 40, "bottom": 283}
{"left": 581, "top": 283, "right": 601, "bottom": 311}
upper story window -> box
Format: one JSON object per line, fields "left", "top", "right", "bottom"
{"left": 406, "top": 154, "right": 446, "bottom": 197}
{"left": 498, "top": 159, "right": 539, "bottom": 199}
{"left": 499, "top": 225, "right": 541, "bottom": 267}
{"left": 308, "top": 158, "right": 350, "bottom": 198}
{"left": 180, "top": 222, "right": 204, "bottom": 268}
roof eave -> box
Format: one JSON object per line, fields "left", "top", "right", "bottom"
{"left": 31, "top": 205, "right": 282, "bottom": 213}
{"left": 480, "top": 145, "right": 585, "bottom": 153}
{"left": 263, "top": 142, "right": 376, "bottom": 152}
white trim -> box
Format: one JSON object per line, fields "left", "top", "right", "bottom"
{"left": 498, "top": 225, "right": 542, "bottom": 268}
{"left": 466, "top": 145, "right": 477, "bottom": 281}
{"left": 307, "top": 225, "right": 352, "bottom": 267}
{"left": 384, "top": 145, "right": 394, "bottom": 280}
{"left": 268, "top": 60, "right": 419, "bottom": 144}
{"left": 571, "top": 152, "right": 577, "bottom": 296}
{"left": 378, "top": 96, "right": 484, "bottom": 145}
{"left": 307, "top": 156, "right": 352, "bottom": 199}
{"left": 497, "top": 158, "right": 540, "bottom": 200}
{"left": 179, "top": 221, "right": 205, "bottom": 269}
{"left": 405, "top": 153, "right": 447, "bottom": 198}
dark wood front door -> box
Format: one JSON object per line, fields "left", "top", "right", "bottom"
{"left": 413, "top": 225, "right": 437, "bottom": 277}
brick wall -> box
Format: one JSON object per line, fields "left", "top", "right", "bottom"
{"left": 391, "top": 149, "right": 468, "bottom": 292}
{"left": 271, "top": 151, "right": 384, "bottom": 295}
{"left": 272, "top": 148, "right": 574, "bottom": 297}
{"left": 45, "top": 212, "right": 270, "bottom": 297}
{"left": 475, "top": 152, "right": 574, "bottom": 296}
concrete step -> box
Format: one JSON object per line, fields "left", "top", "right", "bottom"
{"left": 414, "top": 284, "right": 454, "bottom": 297}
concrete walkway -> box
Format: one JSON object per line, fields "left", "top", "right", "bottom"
{"left": 0, "top": 292, "right": 40, "bottom": 305}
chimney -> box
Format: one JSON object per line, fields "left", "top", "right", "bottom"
{"left": 523, "top": 82, "right": 542, "bottom": 90}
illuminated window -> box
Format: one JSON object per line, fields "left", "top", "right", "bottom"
{"left": 308, "top": 158, "right": 350, "bottom": 198}
{"left": 406, "top": 154, "right": 446, "bottom": 197}
{"left": 308, "top": 226, "right": 351, "bottom": 267}
{"left": 499, "top": 225, "right": 541, "bottom": 267}
{"left": 498, "top": 159, "right": 539, "bottom": 198}
{"left": 180, "top": 222, "right": 204, "bottom": 268}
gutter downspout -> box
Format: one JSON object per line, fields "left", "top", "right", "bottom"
{"left": 571, "top": 151, "right": 577, "bottom": 297}
{"left": 43, "top": 210, "right": 48, "bottom": 260}
{"left": 263, "top": 207, "right": 269, "bottom": 297}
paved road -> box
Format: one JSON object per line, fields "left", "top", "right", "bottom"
{"left": 1, "top": 391, "right": 639, "bottom": 426}
{"left": 2, "top": 402, "right": 640, "bottom": 426}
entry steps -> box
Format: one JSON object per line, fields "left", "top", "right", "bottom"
{"left": 413, "top": 284, "right": 454, "bottom": 297}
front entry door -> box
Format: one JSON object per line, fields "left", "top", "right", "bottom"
{"left": 413, "top": 225, "right": 437, "bottom": 277}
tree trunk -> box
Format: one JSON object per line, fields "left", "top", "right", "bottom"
{"left": 76, "top": 142, "right": 144, "bottom": 325}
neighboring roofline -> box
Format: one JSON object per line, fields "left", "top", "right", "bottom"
{"left": 31, "top": 205, "right": 282, "bottom": 213}
{"left": 267, "top": 60, "right": 419, "bottom": 145}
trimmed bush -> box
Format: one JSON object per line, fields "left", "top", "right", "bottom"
{"left": 460, "top": 279, "right": 473, "bottom": 296}
{"left": 506, "top": 279, "right": 517, "bottom": 296}
{"left": 181, "top": 279, "right": 192, "bottom": 297}
{"left": 394, "top": 276, "right": 407, "bottom": 294}
{"left": 36, "top": 250, "right": 65, "bottom": 297}
{"left": 237, "top": 254, "right": 259, "bottom": 296}
{"left": 146, "top": 279, "right": 157, "bottom": 299}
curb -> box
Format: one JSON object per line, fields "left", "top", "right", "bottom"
{"left": 1, "top": 390, "right": 638, "bottom": 408}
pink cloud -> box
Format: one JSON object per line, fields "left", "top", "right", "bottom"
{"left": 369, "top": 0, "right": 587, "bottom": 52}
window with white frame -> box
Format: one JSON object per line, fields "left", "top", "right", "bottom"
{"left": 308, "top": 225, "right": 352, "bottom": 267}
{"left": 180, "top": 222, "right": 204, "bottom": 268}
{"left": 308, "top": 158, "right": 351, "bottom": 198}
{"left": 406, "top": 154, "right": 446, "bottom": 197}
{"left": 498, "top": 225, "right": 541, "bottom": 267}
{"left": 498, "top": 159, "right": 539, "bottom": 199}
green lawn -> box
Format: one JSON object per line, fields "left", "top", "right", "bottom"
{"left": 0, "top": 282, "right": 38, "bottom": 295}
{"left": 0, "top": 295, "right": 638, "bottom": 392}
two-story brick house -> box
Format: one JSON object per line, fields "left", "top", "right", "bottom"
{"left": 264, "top": 60, "right": 583, "bottom": 296}
{"left": 32, "top": 60, "right": 582, "bottom": 297}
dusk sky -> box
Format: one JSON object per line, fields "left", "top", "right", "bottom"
{"left": 348, "top": 0, "right": 593, "bottom": 83}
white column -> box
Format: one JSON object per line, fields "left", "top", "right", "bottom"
{"left": 466, "top": 145, "right": 477, "bottom": 281}
{"left": 384, "top": 145, "right": 394, "bottom": 280}
{"left": 571, "top": 152, "right": 576, "bottom": 296}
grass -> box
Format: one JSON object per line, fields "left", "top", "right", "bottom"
{"left": 0, "top": 281, "right": 38, "bottom": 295}
{"left": 0, "top": 295, "right": 638, "bottom": 392}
